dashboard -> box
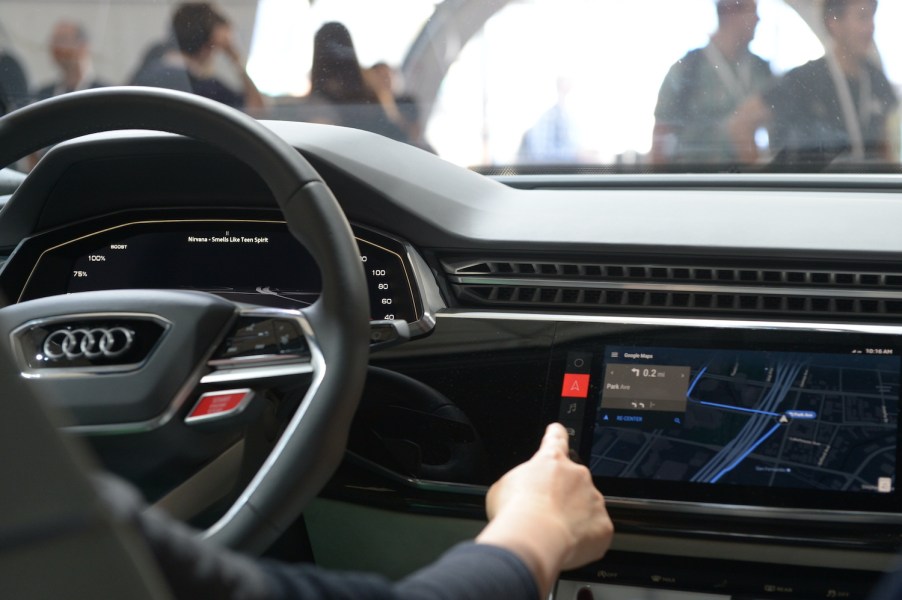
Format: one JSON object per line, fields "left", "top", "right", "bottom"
{"left": 4, "top": 121, "right": 902, "bottom": 599}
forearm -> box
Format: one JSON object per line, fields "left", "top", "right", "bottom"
{"left": 237, "top": 69, "right": 265, "bottom": 110}
{"left": 224, "top": 48, "right": 265, "bottom": 110}
{"left": 476, "top": 509, "right": 565, "bottom": 598}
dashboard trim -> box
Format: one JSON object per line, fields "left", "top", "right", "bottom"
{"left": 436, "top": 310, "right": 902, "bottom": 335}
{"left": 348, "top": 452, "right": 902, "bottom": 525}
{"left": 348, "top": 451, "right": 902, "bottom": 524}
{"left": 449, "top": 277, "right": 902, "bottom": 300}
{"left": 354, "top": 224, "right": 440, "bottom": 337}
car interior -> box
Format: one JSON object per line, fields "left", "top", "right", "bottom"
{"left": 2, "top": 1, "right": 902, "bottom": 599}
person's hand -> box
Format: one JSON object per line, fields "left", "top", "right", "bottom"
{"left": 476, "top": 423, "right": 613, "bottom": 597}
{"left": 363, "top": 65, "right": 392, "bottom": 93}
{"left": 211, "top": 23, "right": 241, "bottom": 64}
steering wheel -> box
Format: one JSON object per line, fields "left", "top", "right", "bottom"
{"left": 0, "top": 87, "right": 370, "bottom": 554}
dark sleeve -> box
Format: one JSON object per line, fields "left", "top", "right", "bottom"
{"left": 96, "top": 474, "right": 538, "bottom": 600}
{"left": 762, "top": 60, "right": 819, "bottom": 122}
{"left": 261, "top": 542, "right": 538, "bottom": 600}
{"left": 752, "top": 55, "right": 773, "bottom": 81}
{"left": 761, "top": 67, "right": 795, "bottom": 113}
{"left": 95, "top": 474, "right": 271, "bottom": 600}
{"left": 395, "top": 542, "right": 539, "bottom": 600}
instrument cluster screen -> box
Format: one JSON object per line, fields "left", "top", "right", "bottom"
{"left": 18, "top": 219, "right": 421, "bottom": 323}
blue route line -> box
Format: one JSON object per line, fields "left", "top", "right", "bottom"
{"left": 686, "top": 365, "right": 708, "bottom": 397}
{"left": 709, "top": 422, "right": 783, "bottom": 484}
{"left": 686, "top": 363, "right": 782, "bottom": 417}
{"left": 692, "top": 399, "right": 782, "bottom": 418}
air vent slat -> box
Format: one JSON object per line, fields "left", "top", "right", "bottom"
{"left": 445, "top": 256, "right": 902, "bottom": 319}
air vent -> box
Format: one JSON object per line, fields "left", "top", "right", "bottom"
{"left": 448, "top": 259, "right": 902, "bottom": 289}
{"left": 442, "top": 257, "right": 902, "bottom": 320}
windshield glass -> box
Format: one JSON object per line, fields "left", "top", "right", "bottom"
{"left": 1, "top": 0, "right": 899, "bottom": 173}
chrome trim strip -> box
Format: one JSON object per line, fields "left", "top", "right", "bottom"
{"left": 200, "top": 362, "right": 314, "bottom": 384}
{"left": 449, "top": 276, "right": 902, "bottom": 300}
{"left": 208, "top": 353, "right": 308, "bottom": 368}
{"left": 604, "top": 496, "right": 902, "bottom": 524}
{"left": 404, "top": 246, "right": 439, "bottom": 337}
{"left": 436, "top": 310, "right": 902, "bottom": 334}
{"left": 203, "top": 307, "right": 326, "bottom": 541}
{"left": 10, "top": 313, "right": 171, "bottom": 379}
{"left": 185, "top": 388, "right": 255, "bottom": 424}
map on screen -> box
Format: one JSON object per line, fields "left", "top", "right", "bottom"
{"left": 590, "top": 345, "right": 900, "bottom": 493}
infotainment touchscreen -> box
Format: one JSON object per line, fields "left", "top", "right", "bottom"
{"left": 557, "top": 340, "right": 901, "bottom": 509}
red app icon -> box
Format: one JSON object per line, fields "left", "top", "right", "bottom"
{"left": 561, "top": 373, "right": 590, "bottom": 398}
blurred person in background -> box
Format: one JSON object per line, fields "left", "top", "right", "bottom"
{"left": 132, "top": 2, "right": 263, "bottom": 111}
{"left": 307, "top": 22, "right": 410, "bottom": 143}
{"left": 364, "top": 61, "right": 432, "bottom": 150}
{"left": 651, "top": 0, "right": 772, "bottom": 164}
{"left": 34, "top": 20, "right": 107, "bottom": 101}
{"left": 730, "top": 0, "right": 897, "bottom": 164}
{"left": 517, "top": 77, "right": 583, "bottom": 165}
{"left": 0, "top": 42, "right": 28, "bottom": 114}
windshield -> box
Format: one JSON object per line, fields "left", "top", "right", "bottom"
{"left": 1, "top": 0, "right": 899, "bottom": 173}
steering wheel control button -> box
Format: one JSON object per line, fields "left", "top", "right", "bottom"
{"left": 186, "top": 389, "right": 254, "bottom": 424}
{"left": 274, "top": 319, "right": 306, "bottom": 354}
{"left": 212, "top": 317, "right": 308, "bottom": 362}
{"left": 13, "top": 316, "right": 168, "bottom": 373}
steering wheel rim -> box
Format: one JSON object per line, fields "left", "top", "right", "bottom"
{"left": 0, "top": 86, "right": 371, "bottom": 553}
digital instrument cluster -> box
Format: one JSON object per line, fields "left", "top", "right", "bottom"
{"left": 13, "top": 219, "right": 423, "bottom": 324}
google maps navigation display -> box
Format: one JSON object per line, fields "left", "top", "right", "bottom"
{"left": 593, "top": 345, "right": 900, "bottom": 496}
{"left": 602, "top": 361, "right": 691, "bottom": 413}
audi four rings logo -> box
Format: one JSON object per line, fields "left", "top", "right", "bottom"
{"left": 43, "top": 327, "right": 135, "bottom": 361}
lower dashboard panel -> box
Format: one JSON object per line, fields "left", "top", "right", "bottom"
{"left": 556, "top": 557, "right": 881, "bottom": 600}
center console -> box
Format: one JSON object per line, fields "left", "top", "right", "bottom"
{"left": 342, "top": 315, "right": 902, "bottom": 599}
